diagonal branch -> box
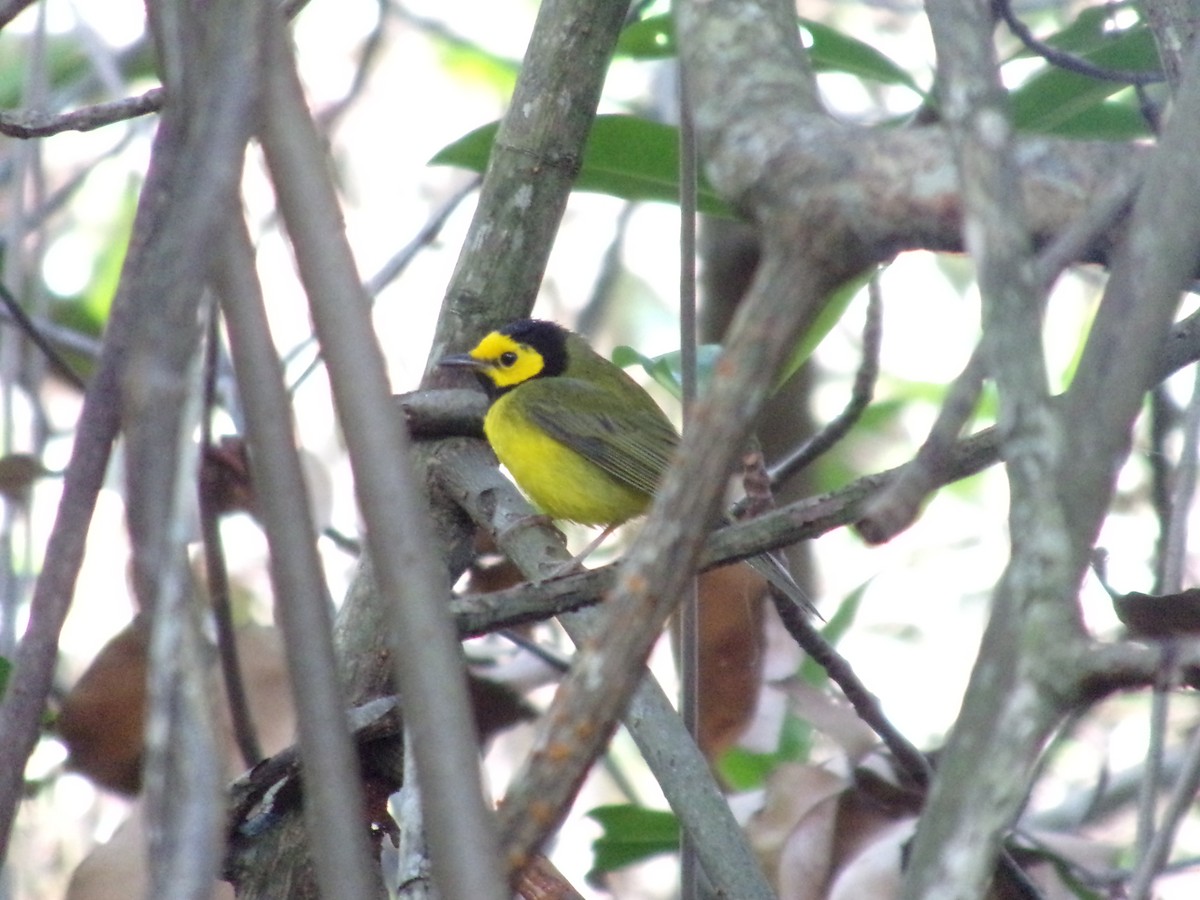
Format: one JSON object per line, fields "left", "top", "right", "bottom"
{"left": 434, "top": 439, "right": 776, "bottom": 898}
{"left": 258, "top": 8, "right": 504, "bottom": 899}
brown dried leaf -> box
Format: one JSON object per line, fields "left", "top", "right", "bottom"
{"left": 747, "top": 763, "right": 848, "bottom": 890}
{"left": 696, "top": 563, "right": 766, "bottom": 758}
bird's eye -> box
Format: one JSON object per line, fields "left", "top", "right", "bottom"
{"left": 499, "top": 351, "right": 518, "bottom": 367}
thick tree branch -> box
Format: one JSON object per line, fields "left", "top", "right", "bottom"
{"left": 902, "top": 0, "right": 1081, "bottom": 891}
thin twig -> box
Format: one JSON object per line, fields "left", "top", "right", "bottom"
{"left": 284, "top": 176, "right": 481, "bottom": 392}
{"left": 198, "top": 314, "right": 263, "bottom": 770}
{"left": 0, "top": 87, "right": 164, "bottom": 138}
{"left": 0, "top": 275, "right": 123, "bottom": 859}
{"left": 576, "top": 203, "right": 636, "bottom": 336}
{"left": 770, "top": 592, "right": 931, "bottom": 787}
{"left": 1032, "top": 165, "right": 1144, "bottom": 292}
{"left": 768, "top": 273, "right": 883, "bottom": 489}
{"left": 992, "top": 0, "right": 1163, "bottom": 86}
{"left": 1130, "top": 357, "right": 1200, "bottom": 888}
{"left": 1159, "top": 364, "right": 1200, "bottom": 594}
{"left": 0, "top": 281, "right": 86, "bottom": 389}
{"left": 315, "top": 0, "right": 389, "bottom": 131}
{"left": 1128, "top": 721, "right": 1200, "bottom": 898}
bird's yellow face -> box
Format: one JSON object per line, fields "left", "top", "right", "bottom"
{"left": 463, "top": 331, "right": 547, "bottom": 391}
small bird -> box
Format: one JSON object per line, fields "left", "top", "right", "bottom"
{"left": 441, "top": 318, "right": 817, "bottom": 615}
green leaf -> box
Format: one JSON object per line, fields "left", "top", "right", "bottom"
{"left": 798, "top": 581, "right": 868, "bottom": 686}
{"left": 776, "top": 709, "right": 814, "bottom": 761}
{"left": 431, "top": 114, "right": 736, "bottom": 217}
{"left": 614, "top": 272, "right": 873, "bottom": 404}
{"left": 1041, "top": 95, "right": 1151, "bottom": 140}
{"left": 611, "top": 343, "right": 723, "bottom": 400}
{"left": 0, "top": 655, "right": 10, "bottom": 700}
{"left": 717, "top": 711, "right": 815, "bottom": 790}
{"left": 587, "top": 804, "right": 679, "bottom": 874}
{"left": 1008, "top": 15, "right": 1160, "bottom": 135}
{"left": 616, "top": 15, "right": 675, "bottom": 60}
{"left": 717, "top": 746, "right": 782, "bottom": 791}
{"left": 800, "top": 19, "right": 924, "bottom": 95}
{"left": 618, "top": 14, "right": 927, "bottom": 97}
{"left": 775, "top": 269, "right": 875, "bottom": 390}
{"left": 433, "top": 40, "right": 521, "bottom": 98}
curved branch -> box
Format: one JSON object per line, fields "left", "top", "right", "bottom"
{"left": 993, "top": 0, "right": 1164, "bottom": 86}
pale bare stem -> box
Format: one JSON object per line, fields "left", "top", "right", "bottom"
{"left": 0, "top": 39, "right": 178, "bottom": 865}
{"left": 127, "top": 0, "right": 266, "bottom": 891}
{"left": 198, "top": 321, "right": 263, "bottom": 771}
{"left": 395, "top": 730, "right": 435, "bottom": 900}
{"left": 0, "top": 282, "right": 122, "bottom": 857}
{"left": 1130, "top": 346, "right": 1200, "bottom": 892}
{"left": 1160, "top": 363, "right": 1200, "bottom": 595}
{"left": 902, "top": 0, "right": 1074, "bottom": 889}
{"left": 676, "top": 20, "right": 702, "bottom": 897}
{"left": 258, "top": 7, "right": 504, "bottom": 898}
{"left": 215, "top": 208, "right": 386, "bottom": 900}
{"left": 1032, "top": 166, "right": 1144, "bottom": 292}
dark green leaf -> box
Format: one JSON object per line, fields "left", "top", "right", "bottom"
{"left": 612, "top": 343, "right": 723, "bottom": 400}
{"left": 431, "top": 115, "right": 736, "bottom": 217}
{"left": 1007, "top": 6, "right": 1147, "bottom": 59}
{"left": 587, "top": 804, "right": 679, "bottom": 873}
{"left": 618, "top": 14, "right": 927, "bottom": 97}
{"left": 0, "top": 655, "right": 10, "bottom": 700}
{"left": 775, "top": 269, "right": 875, "bottom": 390}
{"left": 1008, "top": 17, "right": 1160, "bottom": 135}
{"left": 616, "top": 15, "right": 675, "bottom": 59}
{"left": 801, "top": 19, "right": 924, "bottom": 95}
{"left": 798, "top": 581, "right": 868, "bottom": 687}
{"left": 717, "top": 746, "right": 781, "bottom": 791}
{"left": 1041, "top": 96, "right": 1151, "bottom": 139}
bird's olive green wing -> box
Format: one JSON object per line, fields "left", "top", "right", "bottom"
{"left": 518, "top": 378, "right": 678, "bottom": 497}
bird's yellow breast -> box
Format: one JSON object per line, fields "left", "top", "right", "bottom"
{"left": 484, "top": 392, "right": 651, "bottom": 526}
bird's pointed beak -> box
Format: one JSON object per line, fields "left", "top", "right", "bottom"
{"left": 439, "top": 353, "right": 483, "bottom": 370}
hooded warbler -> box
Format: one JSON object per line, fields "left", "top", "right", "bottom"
{"left": 441, "top": 318, "right": 817, "bottom": 616}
